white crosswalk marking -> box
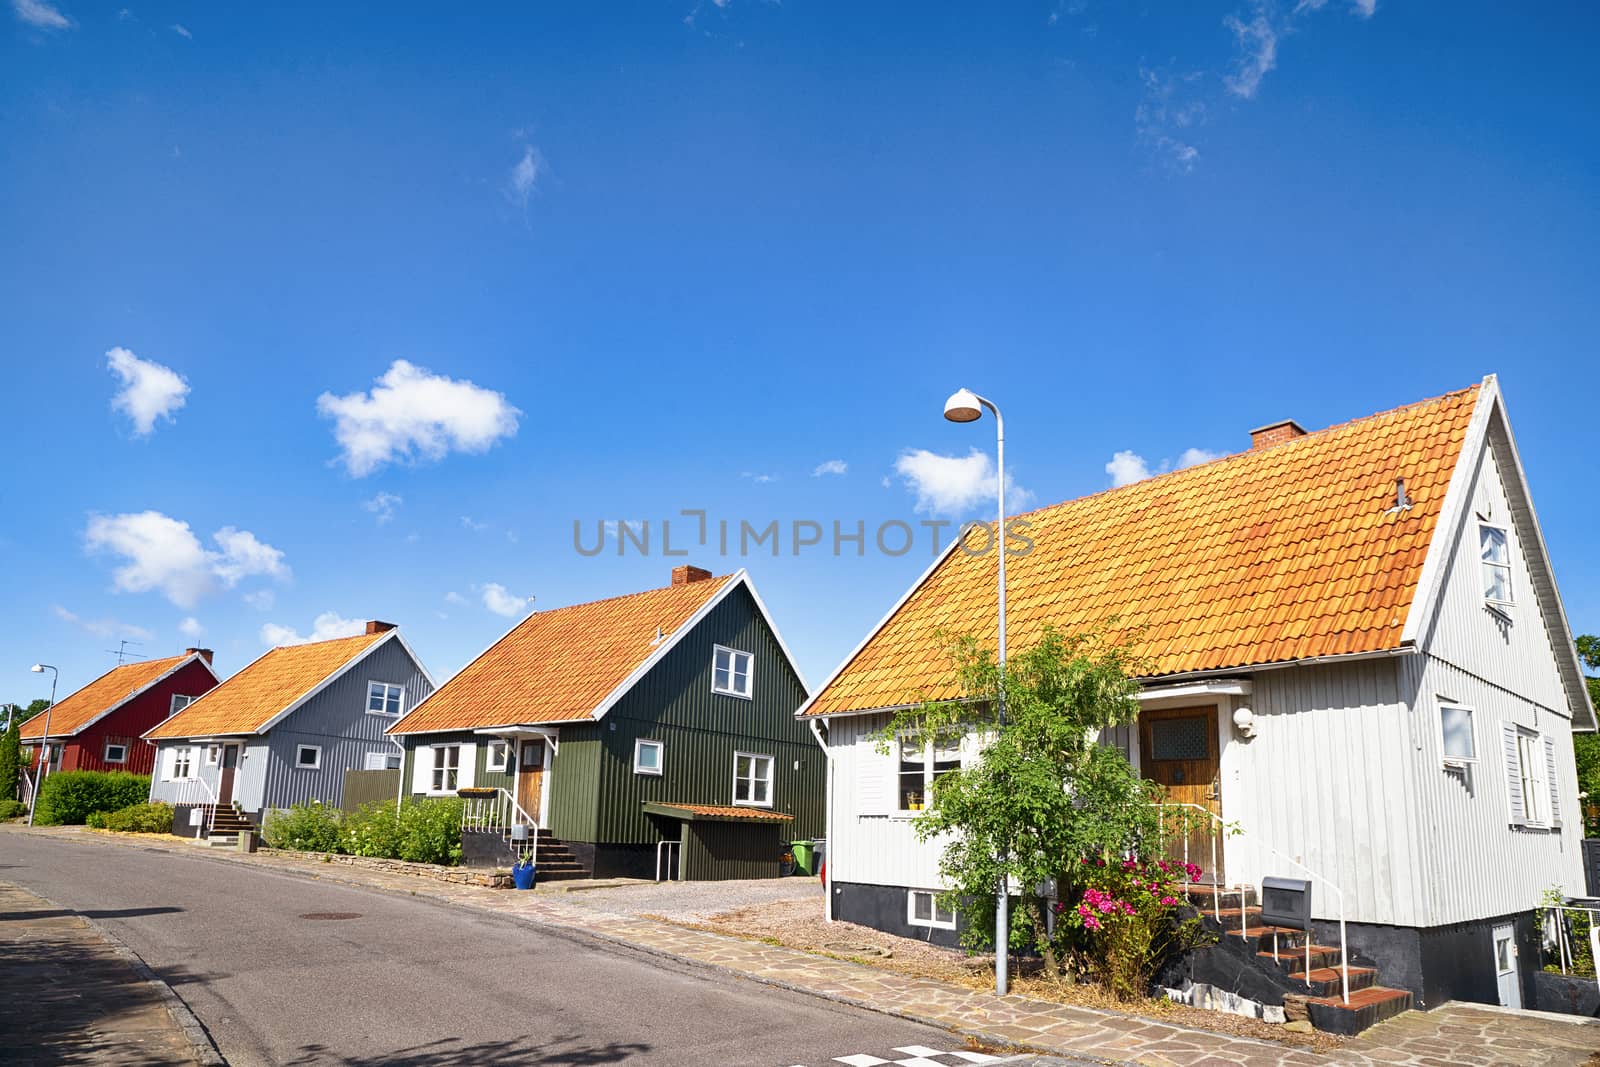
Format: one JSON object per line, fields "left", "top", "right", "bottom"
{"left": 817, "top": 1049, "right": 1005, "bottom": 1067}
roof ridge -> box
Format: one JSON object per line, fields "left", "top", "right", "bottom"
{"left": 262, "top": 630, "right": 385, "bottom": 653}
{"left": 1005, "top": 382, "right": 1481, "bottom": 524}
{"left": 522, "top": 573, "right": 738, "bottom": 619}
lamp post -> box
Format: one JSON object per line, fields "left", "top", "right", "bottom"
{"left": 943, "top": 387, "right": 1010, "bottom": 996}
{"left": 27, "top": 664, "right": 58, "bottom": 827}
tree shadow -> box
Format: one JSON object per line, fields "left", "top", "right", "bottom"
{"left": 284, "top": 1033, "right": 652, "bottom": 1065}
{"left": 0, "top": 905, "right": 184, "bottom": 922}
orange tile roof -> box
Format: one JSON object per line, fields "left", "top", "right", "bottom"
{"left": 804, "top": 385, "right": 1481, "bottom": 718}
{"left": 145, "top": 632, "right": 388, "bottom": 739}
{"left": 643, "top": 801, "right": 795, "bottom": 822}
{"left": 390, "top": 575, "right": 735, "bottom": 734}
{"left": 20, "top": 655, "right": 194, "bottom": 739}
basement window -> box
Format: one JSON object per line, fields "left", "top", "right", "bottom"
{"left": 712, "top": 645, "right": 754, "bottom": 699}
{"left": 295, "top": 745, "right": 322, "bottom": 770}
{"left": 1479, "top": 523, "right": 1513, "bottom": 610}
{"left": 103, "top": 742, "right": 128, "bottom": 765}
{"left": 907, "top": 890, "right": 957, "bottom": 930}
{"left": 634, "top": 739, "right": 664, "bottom": 776}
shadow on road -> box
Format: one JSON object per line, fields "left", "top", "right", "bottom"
{"left": 0, "top": 905, "right": 185, "bottom": 921}
{"left": 285, "top": 1033, "right": 653, "bottom": 1065}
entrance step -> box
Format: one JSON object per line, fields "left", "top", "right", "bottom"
{"left": 1289, "top": 966, "right": 1377, "bottom": 998}
{"left": 1306, "top": 986, "right": 1414, "bottom": 1035}
{"left": 204, "top": 834, "right": 239, "bottom": 847}
{"left": 1183, "top": 885, "right": 1257, "bottom": 911}
{"left": 1257, "top": 943, "right": 1344, "bottom": 974}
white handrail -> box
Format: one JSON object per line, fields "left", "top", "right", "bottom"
{"left": 1155, "top": 802, "right": 1350, "bottom": 1005}
{"left": 460, "top": 788, "right": 539, "bottom": 868}
{"left": 173, "top": 775, "right": 219, "bottom": 837}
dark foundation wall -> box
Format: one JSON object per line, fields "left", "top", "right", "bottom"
{"left": 833, "top": 881, "right": 962, "bottom": 949}
{"left": 1311, "top": 912, "right": 1535, "bottom": 1010}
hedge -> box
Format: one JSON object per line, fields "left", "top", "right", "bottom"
{"left": 92, "top": 801, "right": 175, "bottom": 834}
{"left": 33, "top": 771, "right": 151, "bottom": 826}
{"left": 263, "top": 798, "right": 464, "bottom": 866}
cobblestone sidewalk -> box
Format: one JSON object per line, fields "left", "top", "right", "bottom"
{"left": 13, "top": 826, "right": 1599, "bottom": 1067}
{"left": 0, "top": 879, "right": 213, "bottom": 1065}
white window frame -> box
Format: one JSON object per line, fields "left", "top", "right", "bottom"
{"left": 486, "top": 740, "right": 511, "bottom": 773}
{"left": 1479, "top": 521, "right": 1513, "bottom": 611}
{"left": 169, "top": 694, "right": 195, "bottom": 716}
{"left": 169, "top": 746, "right": 193, "bottom": 781}
{"left": 907, "top": 889, "right": 957, "bottom": 930}
{"left": 1437, "top": 699, "right": 1478, "bottom": 766}
{"left": 895, "top": 733, "right": 963, "bottom": 815}
{"left": 634, "top": 739, "right": 664, "bottom": 776}
{"left": 732, "top": 751, "right": 774, "bottom": 808}
{"left": 1515, "top": 730, "right": 1549, "bottom": 826}
{"left": 712, "top": 645, "right": 754, "bottom": 699}
{"left": 366, "top": 681, "right": 406, "bottom": 718}
{"left": 205, "top": 744, "right": 221, "bottom": 766}
{"left": 364, "top": 751, "right": 401, "bottom": 771}
{"left": 102, "top": 741, "right": 128, "bottom": 765}
{"left": 431, "top": 744, "right": 461, "bottom": 794}
{"left": 294, "top": 744, "right": 323, "bottom": 770}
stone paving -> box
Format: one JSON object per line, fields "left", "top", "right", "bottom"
{"left": 11, "top": 825, "right": 1599, "bottom": 1067}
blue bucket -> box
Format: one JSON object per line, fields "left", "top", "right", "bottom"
{"left": 512, "top": 863, "right": 536, "bottom": 890}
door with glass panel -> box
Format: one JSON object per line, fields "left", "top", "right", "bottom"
{"left": 1139, "top": 705, "right": 1224, "bottom": 883}
{"left": 1492, "top": 923, "right": 1521, "bottom": 1008}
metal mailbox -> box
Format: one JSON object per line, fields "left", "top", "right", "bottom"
{"left": 1261, "top": 876, "right": 1312, "bottom": 930}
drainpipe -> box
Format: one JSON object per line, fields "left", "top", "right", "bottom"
{"left": 808, "top": 716, "right": 833, "bottom": 923}
{"left": 390, "top": 734, "right": 407, "bottom": 816}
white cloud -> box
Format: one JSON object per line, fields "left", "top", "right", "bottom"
{"left": 106, "top": 346, "right": 189, "bottom": 436}
{"left": 1136, "top": 67, "right": 1205, "bottom": 173}
{"left": 740, "top": 471, "right": 778, "bottom": 484}
{"left": 812, "top": 459, "right": 848, "bottom": 477}
{"left": 170, "top": 22, "right": 189, "bottom": 37}
{"left": 178, "top": 616, "right": 203, "bottom": 639}
{"left": 51, "top": 605, "right": 154, "bottom": 642}
{"left": 1178, "top": 447, "right": 1221, "bottom": 469}
{"left": 363, "top": 492, "right": 402, "bottom": 524}
{"left": 1106, "top": 450, "right": 1154, "bottom": 488}
{"left": 506, "top": 144, "right": 541, "bottom": 213}
{"left": 444, "top": 591, "right": 468, "bottom": 606}
{"left": 894, "top": 448, "right": 1033, "bottom": 516}
{"left": 243, "top": 589, "right": 275, "bottom": 611}
{"left": 260, "top": 611, "right": 364, "bottom": 647}
{"left": 13, "top": 0, "right": 71, "bottom": 29}
{"left": 460, "top": 515, "right": 489, "bottom": 532}
{"left": 1224, "top": 7, "right": 1278, "bottom": 99}
{"left": 1351, "top": 0, "right": 1376, "bottom": 15}
{"left": 481, "top": 582, "right": 532, "bottom": 618}
{"left": 84, "top": 511, "right": 290, "bottom": 609}
{"left": 317, "top": 360, "right": 521, "bottom": 477}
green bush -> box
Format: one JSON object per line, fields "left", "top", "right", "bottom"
{"left": 0, "top": 798, "right": 27, "bottom": 820}
{"left": 85, "top": 811, "right": 108, "bottom": 828}
{"left": 395, "top": 798, "right": 463, "bottom": 866}
{"left": 261, "top": 800, "right": 344, "bottom": 852}
{"left": 101, "top": 802, "right": 175, "bottom": 834}
{"left": 33, "top": 771, "right": 151, "bottom": 826}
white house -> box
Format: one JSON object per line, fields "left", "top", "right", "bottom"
{"left": 799, "top": 376, "right": 1593, "bottom": 1024}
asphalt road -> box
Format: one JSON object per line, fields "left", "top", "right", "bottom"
{"left": 0, "top": 833, "right": 960, "bottom": 1067}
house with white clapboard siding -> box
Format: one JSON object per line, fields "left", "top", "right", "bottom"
{"left": 799, "top": 376, "right": 1593, "bottom": 1023}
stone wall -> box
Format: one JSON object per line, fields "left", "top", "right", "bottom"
{"left": 256, "top": 847, "right": 512, "bottom": 888}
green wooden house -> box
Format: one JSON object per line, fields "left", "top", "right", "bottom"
{"left": 387, "top": 566, "right": 819, "bottom": 880}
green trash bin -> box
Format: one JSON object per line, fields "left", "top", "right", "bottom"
{"left": 790, "top": 840, "right": 815, "bottom": 876}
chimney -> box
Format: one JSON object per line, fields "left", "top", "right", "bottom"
{"left": 671, "top": 565, "right": 713, "bottom": 587}
{"left": 365, "top": 620, "right": 397, "bottom": 635}
{"left": 185, "top": 647, "right": 214, "bottom": 665}
{"left": 1249, "top": 419, "right": 1307, "bottom": 450}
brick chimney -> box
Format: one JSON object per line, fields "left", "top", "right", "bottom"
{"left": 185, "top": 647, "right": 214, "bottom": 665}
{"left": 365, "top": 620, "right": 397, "bottom": 635}
{"left": 1249, "top": 419, "right": 1307, "bottom": 450}
{"left": 671, "top": 565, "right": 713, "bottom": 587}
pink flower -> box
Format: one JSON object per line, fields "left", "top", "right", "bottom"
{"left": 1083, "top": 915, "right": 1102, "bottom": 930}
{"left": 1161, "top": 896, "right": 1178, "bottom": 906}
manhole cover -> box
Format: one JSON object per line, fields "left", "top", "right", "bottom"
{"left": 298, "top": 912, "right": 361, "bottom": 921}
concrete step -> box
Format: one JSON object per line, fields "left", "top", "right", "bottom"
{"left": 204, "top": 835, "right": 239, "bottom": 847}
{"left": 1306, "top": 986, "right": 1413, "bottom": 1035}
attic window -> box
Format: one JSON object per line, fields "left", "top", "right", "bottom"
{"left": 1479, "top": 523, "right": 1513, "bottom": 609}
{"left": 712, "top": 646, "right": 753, "bottom": 699}
{"left": 169, "top": 694, "right": 195, "bottom": 716}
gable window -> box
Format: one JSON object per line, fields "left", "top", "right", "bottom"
{"left": 170, "top": 747, "right": 193, "bottom": 781}
{"left": 907, "top": 889, "right": 957, "bottom": 930}
{"left": 295, "top": 744, "right": 322, "bottom": 770}
{"left": 432, "top": 745, "right": 461, "bottom": 793}
{"left": 365, "top": 751, "right": 402, "bottom": 771}
{"left": 367, "top": 682, "right": 405, "bottom": 717}
{"left": 1502, "top": 724, "right": 1561, "bottom": 828}
{"left": 103, "top": 741, "right": 128, "bottom": 765}
{"left": 712, "top": 646, "right": 754, "bottom": 699}
{"left": 486, "top": 741, "right": 511, "bottom": 773}
{"left": 897, "top": 736, "right": 961, "bottom": 812}
{"left": 169, "top": 694, "right": 195, "bottom": 716}
{"left": 733, "top": 752, "right": 774, "bottom": 807}
{"left": 1479, "top": 523, "right": 1513, "bottom": 608}
{"left": 1439, "top": 702, "right": 1477, "bottom": 764}
{"left": 634, "top": 739, "right": 664, "bottom": 776}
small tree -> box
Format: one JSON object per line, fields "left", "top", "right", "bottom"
{"left": 877, "top": 626, "right": 1203, "bottom": 993}
{"left": 1575, "top": 636, "right": 1600, "bottom": 836}
{"left": 0, "top": 717, "right": 19, "bottom": 804}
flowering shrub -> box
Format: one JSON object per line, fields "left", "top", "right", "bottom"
{"left": 264, "top": 798, "right": 464, "bottom": 866}
{"left": 1054, "top": 854, "right": 1207, "bottom": 999}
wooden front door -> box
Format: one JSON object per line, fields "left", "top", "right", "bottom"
{"left": 1138, "top": 705, "right": 1224, "bottom": 882}
{"left": 217, "top": 744, "right": 240, "bottom": 805}
{"left": 517, "top": 740, "right": 544, "bottom": 821}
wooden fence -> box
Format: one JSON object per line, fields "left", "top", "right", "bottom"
{"left": 341, "top": 769, "right": 401, "bottom": 812}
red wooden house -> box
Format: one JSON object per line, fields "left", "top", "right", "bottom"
{"left": 21, "top": 650, "right": 220, "bottom": 777}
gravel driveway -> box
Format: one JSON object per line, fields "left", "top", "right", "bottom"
{"left": 561, "top": 876, "right": 825, "bottom": 921}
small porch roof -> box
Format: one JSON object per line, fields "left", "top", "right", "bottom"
{"left": 642, "top": 801, "right": 794, "bottom": 824}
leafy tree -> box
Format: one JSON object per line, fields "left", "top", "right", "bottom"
{"left": 876, "top": 626, "right": 1200, "bottom": 990}
{"left": 1575, "top": 636, "right": 1600, "bottom": 836}
{"left": 0, "top": 717, "right": 19, "bottom": 805}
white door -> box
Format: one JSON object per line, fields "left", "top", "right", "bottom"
{"left": 1492, "top": 922, "right": 1520, "bottom": 1009}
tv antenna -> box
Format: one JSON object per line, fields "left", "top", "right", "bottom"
{"left": 105, "top": 639, "right": 143, "bottom": 665}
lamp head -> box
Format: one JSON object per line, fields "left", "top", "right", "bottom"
{"left": 30, "top": 664, "right": 44, "bottom": 674}
{"left": 943, "top": 388, "right": 983, "bottom": 424}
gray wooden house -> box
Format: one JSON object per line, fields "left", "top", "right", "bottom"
{"left": 145, "top": 621, "right": 433, "bottom": 840}
{"left": 387, "top": 566, "right": 818, "bottom": 879}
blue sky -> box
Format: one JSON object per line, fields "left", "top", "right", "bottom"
{"left": 3, "top": 1, "right": 1596, "bottom": 704}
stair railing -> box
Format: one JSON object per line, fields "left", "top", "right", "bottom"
{"left": 1155, "top": 802, "right": 1350, "bottom": 1005}
{"left": 460, "top": 788, "right": 539, "bottom": 867}
{"left": 172, "top": 774, "right": 219, "bottom": 838}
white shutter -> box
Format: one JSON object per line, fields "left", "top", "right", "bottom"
{"left": 856, "top": 738, "right": 894, "bottom": 817}
{"left": 456, "top": 743, "right": 477, "bottom": 790}
{"left": 1502, "top": 724, "right": 1526, "bottom": 825}
{"left": 1544, "top": 736, "right": 1562, "bottom": 826}
{"left": 412, "top": 744, "right": 433, "bottom": 794}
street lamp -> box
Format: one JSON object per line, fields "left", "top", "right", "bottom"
{"left": 27, "top": 663, "right": 58, "bottom": 827}
{"left": 943, "top": 387, "right": 1010, "bottom": 997}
